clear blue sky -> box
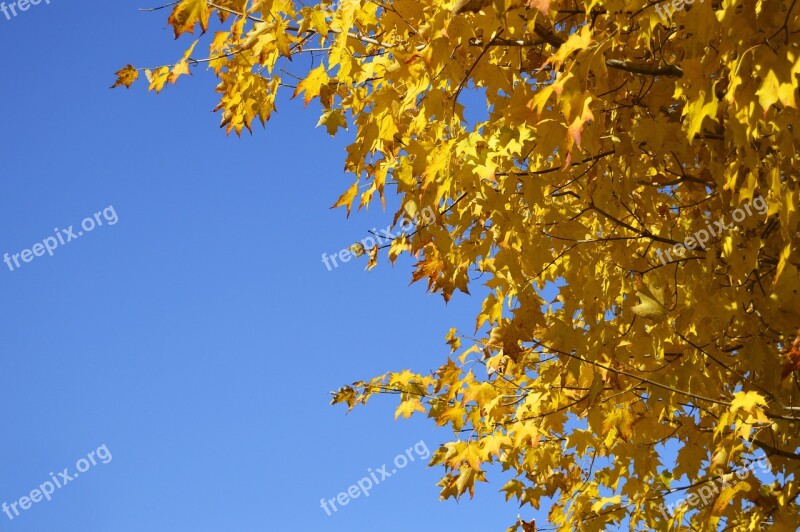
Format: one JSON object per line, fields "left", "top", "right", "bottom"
{"left": 0, "top": 2, "right": 552, "bottom": 530}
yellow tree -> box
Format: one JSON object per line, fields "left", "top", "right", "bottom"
{"left": 116, "top": 0, "right": 800, "bottom": 529}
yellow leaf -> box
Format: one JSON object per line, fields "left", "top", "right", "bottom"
{"left": 145, "top": 67, "right": 170, "bottom": 94}
{"left": 167, "top": 0, "right": 210, "bottom": 38}
{"left": 366, "top": 244, "right": 379, "bottom": 270}
{"left": 111, "top": 65, "right": 139, "bottom": 89}
{"left": 293, "top": 64, "right": 329, "bottom": 106}
{"left": 395, "top": 398, "right": 425, "bottom": 419}
{"left": 683, "top": 89, "right": 719, "bottom": 140}
{"left": 330, "top": 181, "right": 359, "bottom": 217}
{"left": 729, "top": 390, "right": 768, "bottom": 416}
{"left": 630, "top": 291, "right": 666, "bottom": 321}
{"left": 316, "top": 108, "right": 348, "bottom": 136}
{"left": 773, "top": 243, "right": 792, "bottom": 288}
{"left": 168, "top": 41, "right": 198, "bottom": 84}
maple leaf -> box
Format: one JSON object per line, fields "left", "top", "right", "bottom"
{"left": 168, "top": 41, "right": 198, "bottom": 85}
{"left": 395, "top": 398, "right": 425, "bottom": 419}
{"left": 110, "top": 65, "right": 139, "bottom": 89}
{"left": 349, "top": 243, "right": 365, "bottom": 257}
{"left": 452, "top": 0, "right": 489, "bottom": 15}
{"left": 630, "top": 290, "right": 667, "bottom": 321}
{"left": 317, "top": 109, "right": 348, "bottom": 136}
{"left": 330, "top": 181, "right": 358, "bottom": 217}
{"left": 527, "top": 0, "right": 550, "bottom": 15}
{"left": 144, "top": 67, "right": 170, "bottom": 94}
{"left": 168, "top": 0, "right": 210, "bottom": 39}
{"left": 293, "top": 64, "right": 329, "bottom": 106}
{"left": 366, "top": 244, "right": 379, "bottom": 270}
{"left": 781, "top": 331, "right": 800, "bottom": 380}
{"left": 729, "top": 391, "right": 768, "bottom": 416}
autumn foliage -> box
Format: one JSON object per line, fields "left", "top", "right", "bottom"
{"left": 117, "top": 0, "right": 800, "bottom": 529}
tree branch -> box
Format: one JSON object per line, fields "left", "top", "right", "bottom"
{"left": 605, "top": 59, "right": 683, "bottom": 78}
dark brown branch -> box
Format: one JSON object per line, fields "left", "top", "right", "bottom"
{"left": 605, "top": 59, "right": 683, "bottom": 78}
{"left": 452, "top": 29, "right": 504, "bottom": 106}
{"left": 470, "top": 36, "right": 545, "bottom": 47}
{"left": 533, "top": 22, "right": 566, "bottom": 47}
{"left": 501, "top": 150, "right": 616, "bottom": 177}
{"left": 588, "top": 202, "right": 684, "bottom": 246}
{"left": 753, "top": 438, "right": 800, "bottom": 461}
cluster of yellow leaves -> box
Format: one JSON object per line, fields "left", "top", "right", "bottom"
{"left": 120, "top": 0, "right": 800, "bottom": 529}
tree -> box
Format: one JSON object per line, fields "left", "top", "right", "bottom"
{"left": 115, "top": 0, "right": 800, "bottom": 529}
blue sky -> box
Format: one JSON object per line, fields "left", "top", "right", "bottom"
{"left": 0, "top": 1, "right": 551, "bottom": 530}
